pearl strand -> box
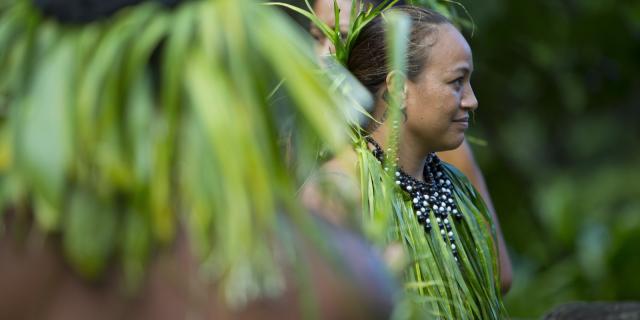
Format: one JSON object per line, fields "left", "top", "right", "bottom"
{"left": 366, "top": 137, "right": 463, "bottom": 261}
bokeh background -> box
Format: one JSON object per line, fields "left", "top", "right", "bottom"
{"left": 457, "top": 0, "right": 640, "bottom": 317}
{"left": 283, "top": 0, "right": 640, "bottom": 317}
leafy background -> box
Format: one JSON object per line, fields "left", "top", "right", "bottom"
{"left": 282, "top": 0, "right": 640, "bottom": 317}
{"left": 455, "top": 0, "right": 640, "bottom": 317}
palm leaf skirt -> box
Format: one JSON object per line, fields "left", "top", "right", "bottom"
{"left": 355, "top": 137, "right": 507, "bottom": 319}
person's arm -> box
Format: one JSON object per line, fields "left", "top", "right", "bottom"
{"left": 437, "top": 140, "right": 513, "bottom": 294}
{"left": 299, "top": 150, "right": 362, "bottom": 228}
{"left": 0, "top": 208, "right": 396, "bottom": 320}
{"left": 225, "top": 214, "right": 397, "bottom": 320}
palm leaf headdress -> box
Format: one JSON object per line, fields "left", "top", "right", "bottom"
{"left": 0, "top": 0, "right": 353, "bottom": 306}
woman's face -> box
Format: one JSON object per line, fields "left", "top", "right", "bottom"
{"left": 311, "top": 0, "right": 353, "bottom": 56}
{"left": 403, "top": 23, "right": 478, "bottom": 152}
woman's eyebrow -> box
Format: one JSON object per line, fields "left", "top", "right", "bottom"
{"left": 451, "top": 65, "right": 472, "bottom": 75}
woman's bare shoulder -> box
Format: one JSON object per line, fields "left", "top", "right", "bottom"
{"left": 321, "top": 148, "right": 359, "bottom": 178}
{"left": 300, "top": 148, "right": 361, "bottom": 227}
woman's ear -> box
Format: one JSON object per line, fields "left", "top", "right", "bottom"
{"left": 385, "top": 70, "right": 407, "bottom": 102}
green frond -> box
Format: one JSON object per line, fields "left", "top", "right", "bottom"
{"left": 409, "top": 0, "right": 475, "bottom": 34}
{"left": 0, "top": 0, "right": 352, "bottom": 306}
{"left": 357, "top": 142, "right": 507, "bottom": 319}
{"left": 269, "top": 0, "right": 399, "bottom": 66}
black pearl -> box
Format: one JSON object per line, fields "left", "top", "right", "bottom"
{"left": 366, "top": 139, "right": 464, "bottom": 263}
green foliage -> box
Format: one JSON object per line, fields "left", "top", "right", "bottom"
{"left": 0, "top": 0, "right": 351, "bottom": 306}
{"left": 455, "top": 0, "right": 640, "bottom": 317}
{"left": 64, "top": 190, "right": 118, "bottom": 278}
{"left": 268, "top": 0, "right": 400, "bottom": 66}
{"left": 408, "top": 0, "right": 474, "bottom": 32}
{"left": 356, "top": 138, "right": 506, "bottom": 319}
{"left": 382, "top": 10, "right": 409, "bottom": 169}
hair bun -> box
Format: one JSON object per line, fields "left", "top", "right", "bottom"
{"left": 32, "top": 0, "right": 182, "bottom": 23}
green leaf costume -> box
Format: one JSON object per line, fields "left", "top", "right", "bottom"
{"left": 355, "top": 136, "right": 507, "bottom": 319}
{"left": 275, "top": 1, "right": 508, "bottom": 317}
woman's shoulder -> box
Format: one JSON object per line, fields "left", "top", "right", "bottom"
{"left": 441, "top": 161, "right": 496, "bottom": 230}
{"left": 300, "top": 148, "right": 362, "bottom": 227}
{"left": 322, "top": 148, "right": 360, "bottom": 176}
{"left": 441, "top": 161, "right": 478, "bottom": 196}
{"left": 315, "top": 148, "right": 361, "bottom": 193}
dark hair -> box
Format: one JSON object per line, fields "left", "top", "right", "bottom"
{"left": 347, "top": 5, "right": 450, "bottom": 97}
{"left": 32, "top": 0, "right": 182, "bottom": 23}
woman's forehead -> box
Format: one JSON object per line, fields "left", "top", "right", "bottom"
{"left": 426, "top": 24, "right": 473, "bottom": 72}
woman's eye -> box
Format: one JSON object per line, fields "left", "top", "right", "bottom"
{"left": 451, "top": 77, "right": 464, "bottom": 90}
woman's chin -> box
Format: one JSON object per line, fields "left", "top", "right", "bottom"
{"left": 436, "top": 135, "right": 465, "bottom": 152}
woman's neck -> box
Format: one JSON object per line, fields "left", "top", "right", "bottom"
{"left": 369, "top": 126, "right": 431, "bottom": 182}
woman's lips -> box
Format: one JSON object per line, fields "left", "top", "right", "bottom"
{"left": 452, "top": 115, "right": 469, "bottom": 122}
{"left": 452, "top": 117, "right": 469, "bottom": 128}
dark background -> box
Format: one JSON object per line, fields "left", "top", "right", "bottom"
{"left": 457, "top": 0, "right": 640, "bottom": 317}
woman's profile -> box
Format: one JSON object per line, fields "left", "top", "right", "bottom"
{"left": 308, "top": 0, "right": 512, "bottom": 294}
{"left": 302, "top": 4, "right": 509, "bottom": 318}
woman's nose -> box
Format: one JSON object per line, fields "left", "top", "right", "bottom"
{"left": 461, "top": 84, "right": 478, "bottom": 111}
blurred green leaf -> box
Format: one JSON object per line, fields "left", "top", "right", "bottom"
{"left": 15, "top": 37, "right": 74, "bottom": 207}
{"left": 64, "top": 190, "right": 117, "bottom": 279}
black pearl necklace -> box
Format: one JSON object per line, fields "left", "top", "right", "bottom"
{"left": 366, "top": 137, "right": 463, "bottom": 261}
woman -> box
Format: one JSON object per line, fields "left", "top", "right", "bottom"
{"left": 0, "top": 0, "right": 396, "bottom": 318}
{"left": 303, "top": 5, "right": 508, "bottom": 318}
{"left": 310, "top": 0, "right": 512, "bottom": 294}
